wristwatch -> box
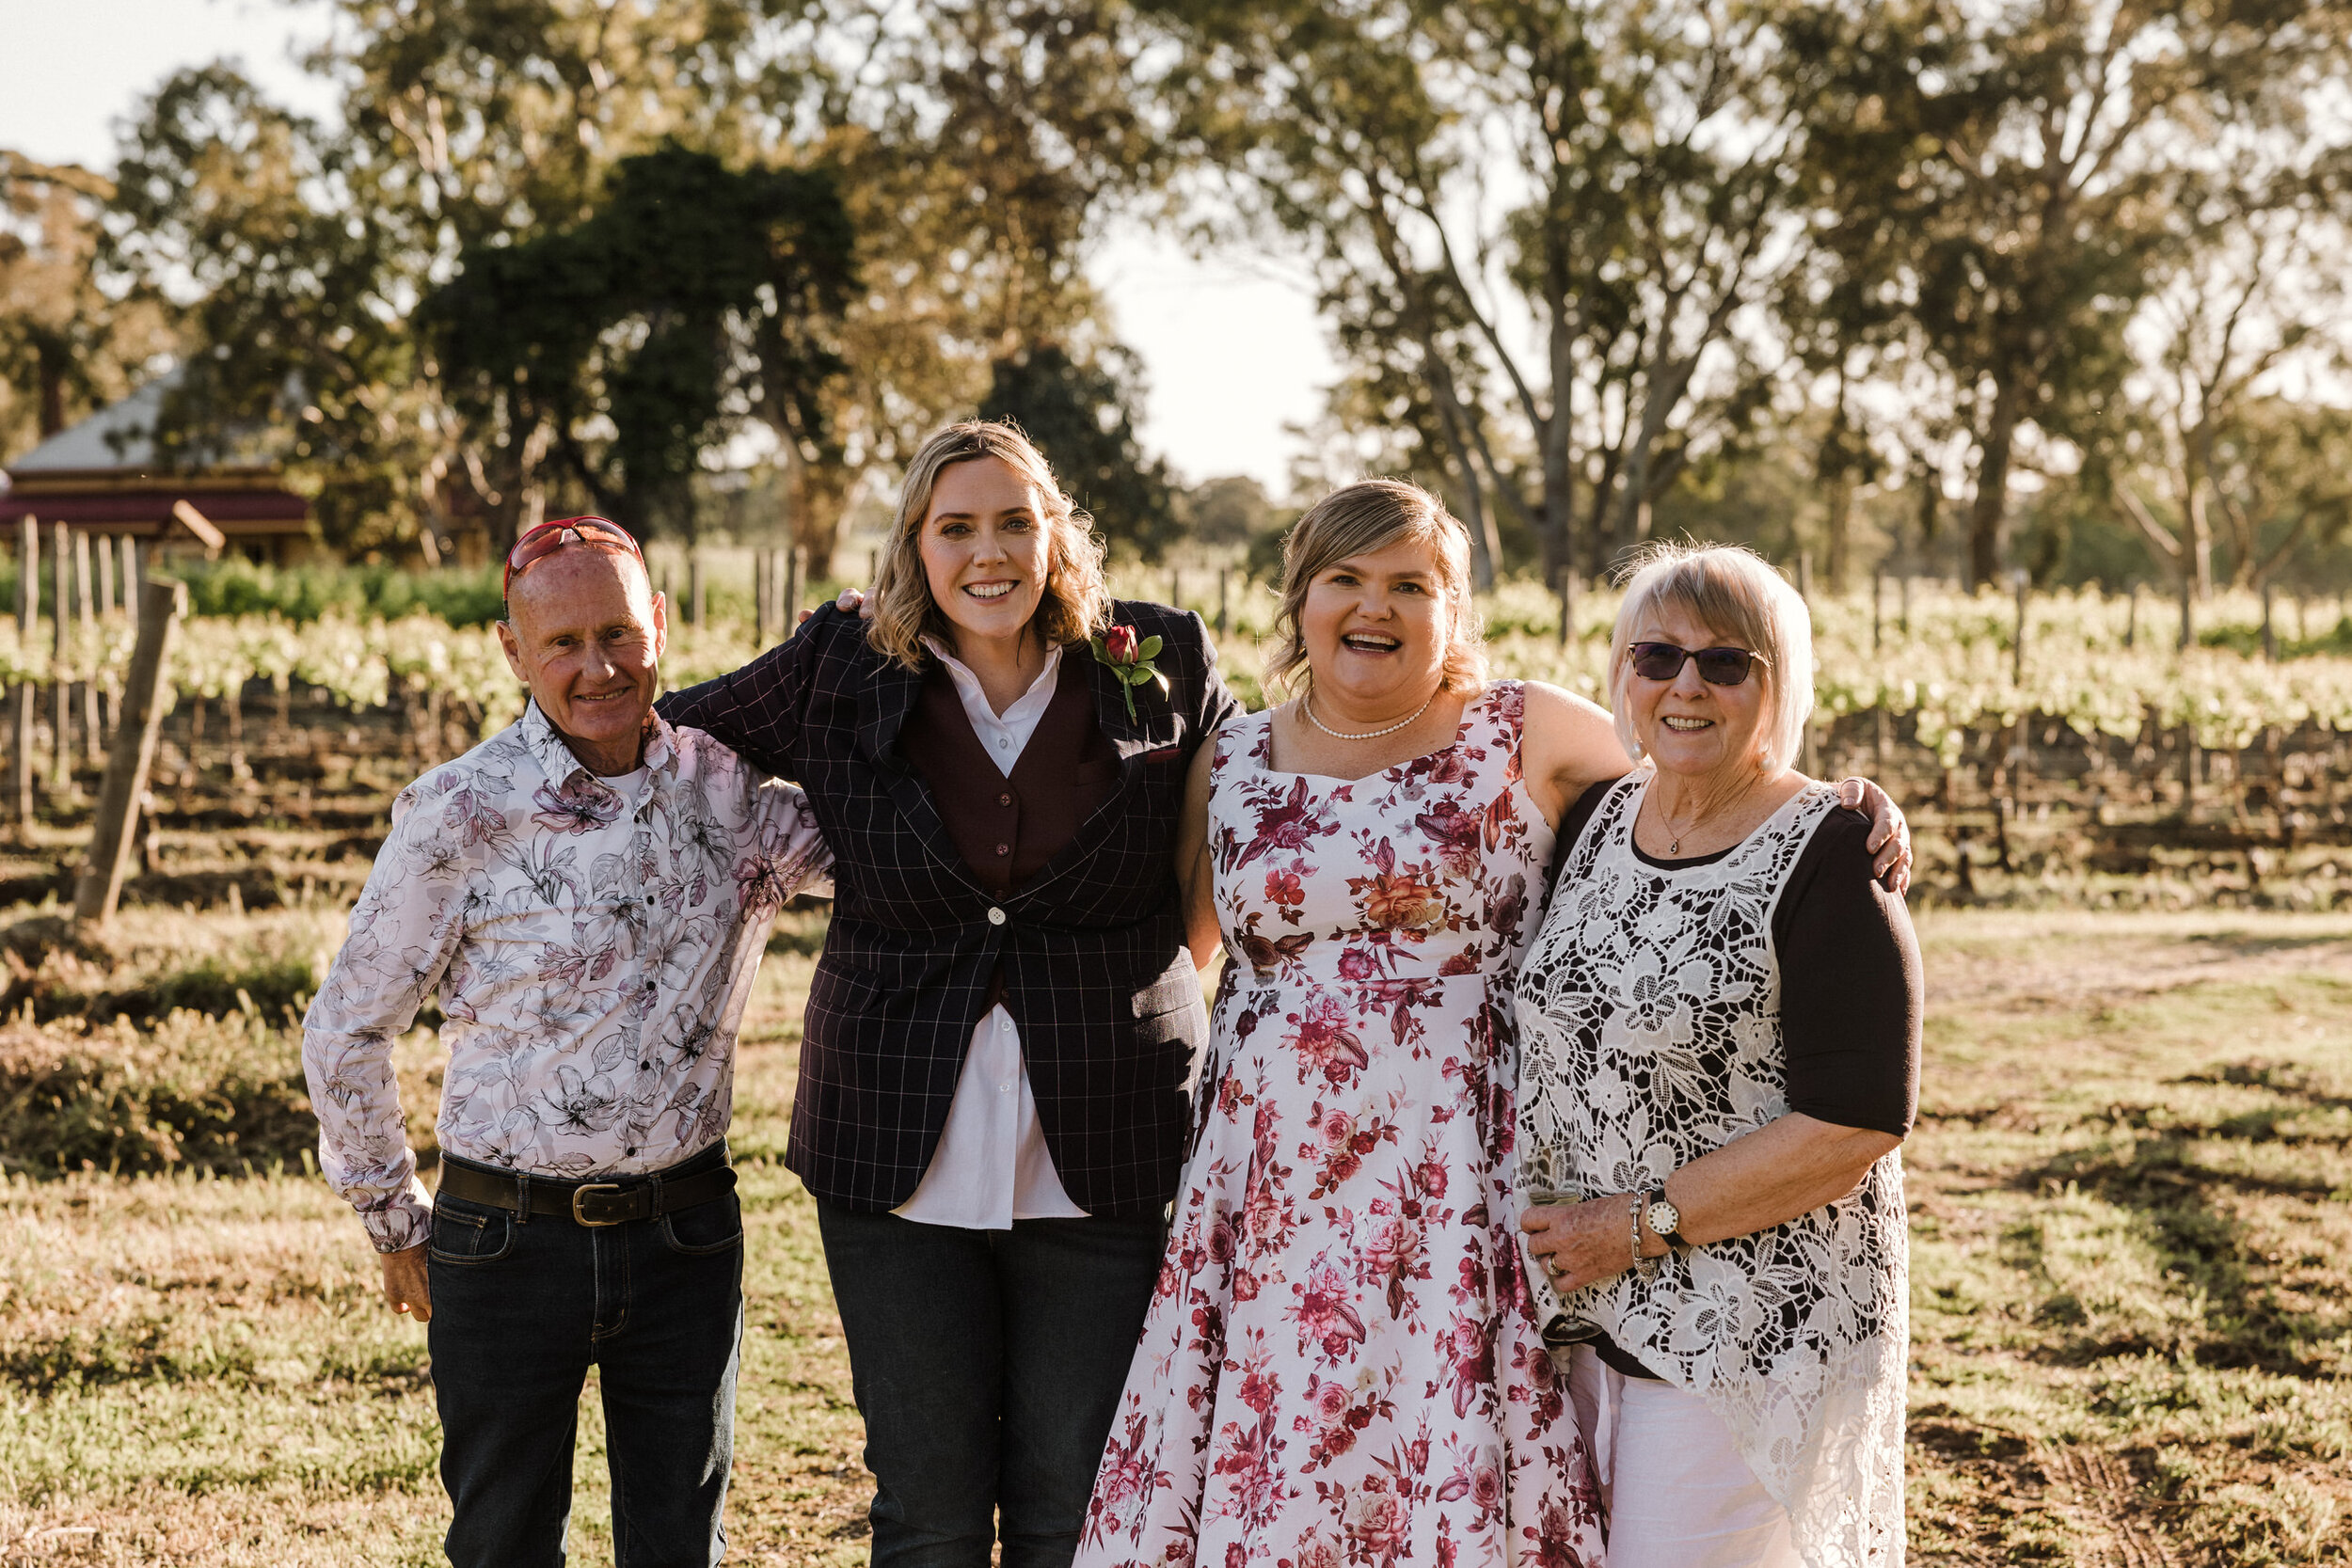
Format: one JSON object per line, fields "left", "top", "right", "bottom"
{"left": 1644, "top": 1189, "right": 1692, "bottom": 1254}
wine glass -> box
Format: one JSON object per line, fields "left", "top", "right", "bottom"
{"left": 1518, "top": 1141, "right": 1599, "bottom": 1370}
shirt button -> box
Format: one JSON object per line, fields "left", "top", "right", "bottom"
{"left": 996, "top": 737, "right": 1009, "bottom": 751}
{"left": 995, "top": 842, "right": 1011, "bottom": 856}
{"left": 987, "top": 907, "right": 1006, "bottom": 926}
{"left": 998, "top": 792, "right": 1012, "bottom": 807}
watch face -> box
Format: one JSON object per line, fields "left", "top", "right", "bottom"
{"left": 1646, "top": 1198, "right": 1680, "bottom": 1237}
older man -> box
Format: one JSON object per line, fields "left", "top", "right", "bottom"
{"left": 303, "top": 516, "right": 831, "bottom": 1567}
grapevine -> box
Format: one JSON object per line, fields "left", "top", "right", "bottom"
{"left": 11, "top": 579, "right": 2351, "bottom": 763}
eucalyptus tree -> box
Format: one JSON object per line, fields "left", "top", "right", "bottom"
{"left": 108, "top": 65, "right": 442, "bottom": 554}
{"left": 1809, "top": 0, "right": 2351, "bottom": 588}
{"left": 1141, "top": 0, "right": 1847, "bottom": 581}
{"left": 107, "top": 1, "right": 1171, "bottom": 569}
{"left": 427, "top": 146, "right": 854, "bottom": 544}
{"left": 2106, "top": 152, "right": 2352, "bottom": 596}
{"left": 0, "top": 153, "right": 169, "bottom": 459}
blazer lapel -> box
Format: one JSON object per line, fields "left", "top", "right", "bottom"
{"left": 1017, "top": 641, "right": 1178, "bottom": 897}
{"left": 855, "top": 657, "right": 980, "bottom": 888}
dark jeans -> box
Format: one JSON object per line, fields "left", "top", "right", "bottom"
{"left": 816, "top": 1202, "right": 1165, "bottom": 1568}
{"left": 427, "top": 1144, "right": 745, "bottom": 1568}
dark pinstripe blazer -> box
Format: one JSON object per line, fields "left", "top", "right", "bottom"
{"left": 655, "top": 600, "right": 1243, "bottom": 1217}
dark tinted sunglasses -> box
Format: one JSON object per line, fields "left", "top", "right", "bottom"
{"left": 1627, "top": 641, "right": 1767, "bottom": 687}
{"left": 503, "top": 516, "right": 644, "bottom": 601}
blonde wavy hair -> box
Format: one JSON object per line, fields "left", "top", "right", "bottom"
{"left": 1263, "top": 479, "right": 1487, "bottom": 700}
{"left": 1607, "top": 541, "right": 1816, "bottom": 771}
{"left": 866, "top": 420, "right": 1112, "bottom": 671}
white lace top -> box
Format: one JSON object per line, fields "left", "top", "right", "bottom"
{"left": 1512, "top": 773, "right": 1908, "bottom": 1568}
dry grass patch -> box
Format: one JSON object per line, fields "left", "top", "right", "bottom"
{"left": 3, "top": 909, "right": 2349, "bottom": 1563}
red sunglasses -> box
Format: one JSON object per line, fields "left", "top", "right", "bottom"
{"left": 502, "top": 515, "right": 645, "bottom": 601}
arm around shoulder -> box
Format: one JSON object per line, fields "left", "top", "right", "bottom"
{"left": 656, "top": 600, "right": 837, "bottom": 770}
{"left": 1518, "top": 679, "right": 1632, "bottom": 828}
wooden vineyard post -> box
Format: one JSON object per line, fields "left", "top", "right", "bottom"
{"left": 754, "top": 549, "right": 771, "bottom": 645}
{"left": 2178, "top": 565, "right": 2194, "bottom": 651}
{"left": 50, "top": 521, "right": 70, "bottom": 795}
{"left": 2261, "top": 580, "right": 2278, "bottom": 661}
{"left": 2010, "top": 570, "right": 2029, "bottom": 689}
{"left": 1556, "top": 564, "right": 1576, "bottom": 649}
{"left": 76, "top": 528, "right": 100, "bottom": 763}
{"left": 1216, "top": 567, "right": 1230, "bottom": 637}
{"left": 96, "top": 536, "right": 120, "bottom": 739}
{"left": 74, "top": 577, "right": 186, "bottom": 926}
{"left": 10, "top": 517, "right": 34, "bottom": 832}
{"left": 1898, "top": 572, "right": 1910, "bottom": 635}
{"left": 1170, "top": 567, "right": 1183, "bottom": 612}
{"left": 2126, "top": 583, "right": 2139, "bottom": 649}
{"left": 1872, "top": 572, "right": 1883, "bottom": 653}
{"left": 783, "top": 546, "right": 801, "bottom": 627}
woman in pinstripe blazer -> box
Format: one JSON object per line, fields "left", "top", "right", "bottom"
{"left": 658, "top": 420, "right": 1239, "bottom": 1568}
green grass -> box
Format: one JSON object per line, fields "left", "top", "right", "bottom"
{"left": 2, "top": 910, "right": 2348, "bottom": 1563}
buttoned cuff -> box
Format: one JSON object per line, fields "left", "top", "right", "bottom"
{"left": 358, "top": 1177, "right": 436, "bottom": 1255}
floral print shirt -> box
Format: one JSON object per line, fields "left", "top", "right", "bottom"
{"left": 302, "top": 701, "right": 832, "bottom": 1252}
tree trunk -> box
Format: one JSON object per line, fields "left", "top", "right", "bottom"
{"left": 1541, "top": 242, "right": 1576, "bottom": 581}
{"left": 1426, "top": 355, "right": 1502, "bottom": 591}
{"left": 1824, "top": 469, "right": 1855, "bottom": 595}
{"left": 1967, "top": 378, "right": 2026, "bottom": 589}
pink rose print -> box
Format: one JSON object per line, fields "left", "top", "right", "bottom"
{"left": 1287, "top": 994, "right": 1368, "bottom": 1088}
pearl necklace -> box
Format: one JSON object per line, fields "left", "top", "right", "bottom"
{"left": 1302, "top": 689, "right": 1438, "bottom": 742}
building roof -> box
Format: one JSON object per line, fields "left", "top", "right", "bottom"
{"left": 6, "top": 374, "right": 174, "bottom": 476}
{"left": 0, "top": 370, "right": 309, "bottom": 535}
{"left": 3, "top": 367, "right": 279, "bottom": 480}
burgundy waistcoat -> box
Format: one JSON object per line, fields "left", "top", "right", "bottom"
{"left": 901, "top": 652, "right": 1123, "bottom": 897}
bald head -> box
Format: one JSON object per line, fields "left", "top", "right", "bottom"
{"left": 496, "top": 546, "right": 669, "bottom": 775}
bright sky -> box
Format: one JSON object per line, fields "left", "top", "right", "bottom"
{"left": 0, "top": 0, "right": 1332, "bottom": 494}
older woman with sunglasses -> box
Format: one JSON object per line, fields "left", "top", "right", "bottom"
{"left": 1515, "top": 542, "right": 1922, "bottom": 1568}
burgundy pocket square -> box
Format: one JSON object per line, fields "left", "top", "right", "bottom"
{"left": 1143, "top": 746, "right": 1183, "bottom": 763}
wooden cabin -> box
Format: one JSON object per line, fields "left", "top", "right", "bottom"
{"left": 0, "top": 374, "right": 316, "bottom": 564}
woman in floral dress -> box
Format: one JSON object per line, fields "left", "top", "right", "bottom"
{"left": 1075, "top": 483, "right": 1911, "bottom": 1568}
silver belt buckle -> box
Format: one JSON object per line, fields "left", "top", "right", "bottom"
{"left": 570, "top": 1182, "right": 627, "bottom": 1227}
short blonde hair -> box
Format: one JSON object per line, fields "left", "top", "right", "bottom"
{"left": 1608, "top": 542, "right": 1815, "bottom": 771}
{"left": 866, "top": 420, "right": 1112, "bottom": 671}
{"left": 1264, "top": 479, "right": 1487, "bottom": 700}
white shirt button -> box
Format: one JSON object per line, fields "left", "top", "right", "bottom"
{"left": 996, "top": 737, "right": 1009, "bottom": 750}
{"left": 987, "top": 907, "right": 1006, "bottom": 926}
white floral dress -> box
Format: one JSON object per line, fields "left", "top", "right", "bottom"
{"left": 1078, "top": 683, "right": 1605, "bottom": 1568}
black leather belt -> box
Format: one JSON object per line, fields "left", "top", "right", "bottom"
{"left": 437, "top": 1155, "right": 737, "bottom": 1227}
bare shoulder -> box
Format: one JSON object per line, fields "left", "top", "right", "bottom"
{"left": 1518, "top": 679, "right": 1630, "bottom": 802}
{"left": 1518, "top": 678, "right": 1612, "bottom": 732}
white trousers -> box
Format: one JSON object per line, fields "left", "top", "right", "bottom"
{"left": 1568, "top": 1347, "right": 1804, "bottom": 1568}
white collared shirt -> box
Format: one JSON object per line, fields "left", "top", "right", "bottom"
{"left": 895, "top": 640, "right": 1086, "bottom": 1227}
{"left": 302, "top": 702, "right": 833, "bottom": 1251}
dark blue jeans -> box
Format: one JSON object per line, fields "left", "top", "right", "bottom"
{"left": 427, "top": 1145, "right": 744, "bottom": 1568}
{"left": 816, "top": 1203, "right": 1165, "bottom": 1568}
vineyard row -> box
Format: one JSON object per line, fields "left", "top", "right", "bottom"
{"left": 8, "top": 580, "right": 2352, "bottom": 791}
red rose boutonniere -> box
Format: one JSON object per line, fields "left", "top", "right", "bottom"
{"left": 1091, "top": 624, "right": 1168, "bottom": 720}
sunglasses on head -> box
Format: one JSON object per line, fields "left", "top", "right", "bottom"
{"left": 1627, "top": 641, "right": 1767, "bottom": 687}
{"left": 502, "top": 516, "right": 644, "bottom": 601}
